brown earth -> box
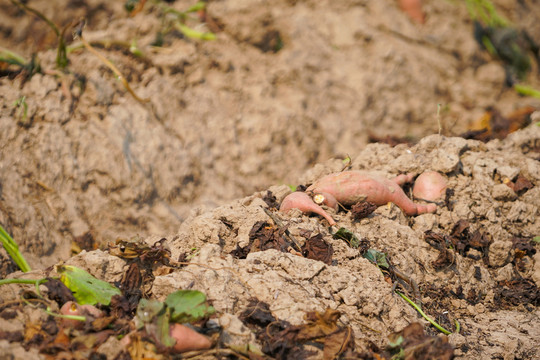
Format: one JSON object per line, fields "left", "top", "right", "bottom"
{"left": 0, "top": 0, "right": 539, "bottom": 359}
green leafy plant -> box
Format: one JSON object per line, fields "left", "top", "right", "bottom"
{"left": 0, "top": 224, "right": 31, "bottom": 272}
{"left": 57, "top": 265, "right": 122, "bottom": 305}
{"left": 134, "top": 289, "right": 215, "bottom": 349}
{"left": 464, "top": 0, "right": 509, "bottom": 27}
{"left": 165, "top": 289, "right": 215, "bottom": 323}
{"left": 147, "top": 1, "right": 216, "bottom": 42}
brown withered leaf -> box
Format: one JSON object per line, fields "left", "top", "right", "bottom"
{"left": 296, "top": 309, "right": 341, "bottom": 340}
{"left": 387, "top": 322, "right": 454, "bottom": 360}
{"left": 233, "top": 221, "right": 289, "bottom": 259}
{"left": 239, "top": 298, "right": 276, "bottom": 328}
{"left": 449, "top": 220, "right": 492, "bottom": 260}
{"left": 461, "top": 106, "right": 534, "bottom": 141}
{"left": 301, "top": 233, "right": 333, "bottom": 265}
{"left": 262, "top": 190, "right": 280, "bottom": 209}
{"left": 322, "top": 326, "right": 354, "bottom": 360}
{"left": 351, "top": 201, "right": 378, "bottom": 221}
{"left": 44, "top": 277, "right": 75, "bottom": 305}
{"left": 511, "top": 236, "right": 536, "bottom": 259}
{"left": 424, "top": 231, "right": 454, "bottom": 270}
{"left": 512, "top": 174, "right": 533, "bottom": 195}
{"left": 260, "top": 308, "right": 353, "bottom": 360}
{"left": 495, "top": 278, "right": 540, "bottom": 307}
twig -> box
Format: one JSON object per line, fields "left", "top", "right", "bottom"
{"left": 261, "top": 207, "right": 303, "bottom": 252}
{"left": 76, "top": 21, "right": 150, "bottom": 104}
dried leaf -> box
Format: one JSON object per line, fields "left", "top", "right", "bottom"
{"left": 351, "top": 201, "right": 377, "bottom": 221}
{"left": 301, "top": 233, "right": 333, "bottom": 265}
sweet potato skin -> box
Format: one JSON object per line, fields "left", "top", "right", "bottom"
{"left": 280, "top": 191, "right": 336, "bottom": 225}
{"left": 307, "top": 171, "right": 436, "bottom": 215}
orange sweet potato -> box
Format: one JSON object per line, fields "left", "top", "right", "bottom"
{"left": 280, "top": 171, "right": 436, "bottom": 225}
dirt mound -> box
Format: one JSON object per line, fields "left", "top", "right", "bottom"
{"left": 1, "top": 0, "right": 540, "bottom": 272}
{"left": 2, "top": 127, "right": 539, "bottom": 358}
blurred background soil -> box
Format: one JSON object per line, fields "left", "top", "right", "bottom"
{"left": 0, "top": 0, "right": 539, "bottom": 272}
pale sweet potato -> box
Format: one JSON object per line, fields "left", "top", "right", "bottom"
{"left": 279, "top": 191, "right": 337, "bottom": 226}
{"left": 307, "top": 171, "right": 436, "bottom": 215}
{"left": 280, "top": 171, "right": 436, "bottom": 225}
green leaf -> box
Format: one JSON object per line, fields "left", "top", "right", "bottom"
{"left": 363, "top": 249, "right": 389, "bottom": 269}
{"left": 57, "top": 265, "right": 122, "bottom": 305}
{"left": 532, "top": 236, "right": 540, "bottom": 244}
{"left": 185, "top": 1, "right": 206, "bottom": 13}
{"left": 135, "top": 298, "right": 165, "bottom": 327}
{"left": 387, "top": 334, "right": 404, "bottom": 348}
{"left": 175, "top": 23, "right": 216, "bottom": 41}
{"left": 0, "top": 224, "right": 31, "bottom": 272}
{"left": 165, "top": 290, "right": 215, "bottom": 323}
{"left": 514, "top": 84, "right": 540, "bottom": 99}
{"left": 135, "top": 299, "right": 175, "bottom": 348}
{"left": 332, "top": 227, "right": 360, "bottom": 248}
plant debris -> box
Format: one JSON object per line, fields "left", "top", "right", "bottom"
{"left": 232, "top": 221, "right": 290, "bottom": 259}
{"left": 505, "top": 174, "right": 534, "bottom": 195}
{"left": 460, "top": 106, "right": 535, "bottom": 141}
{"left": 494, "top": 278, "right": 540, "bottom": 307}
{"left": 260, "top": 308, "right": 354, "bottom": 360}
{"left": 387, "top": 322, "right": 454, "bottom": 360}
{"left": 301, "top": 233, "right": 333, "bottom": 265}
{"left": 332, "top": 227, "right": 360, "bottom": 248}
{"left": 424, "top": 231, "right": 455, "bottom": 270}
{"left": 450, "top": 220, "right": 492, "bottom": 262}
{"left": 239, "top": 298, "right": 276, "bottom": 329}
{"left": 351, "top": 201, "right": 378, "bottom": 220}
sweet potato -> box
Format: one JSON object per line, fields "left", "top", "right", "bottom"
{"left": 412, "top": 171, "right": 447, "bottom": 201}
{"left": 169, "top": 323, "right": 212, "bottom": 353}
{"left": 60, "top": 301, "right": 104, "bottom": 329}
{"left": 280, "top": 171, "right": 436, "bottom": 225}
{"left": 307, "top": 171, "right": 436, "bottom": 215}
{"left": 280, "top": 191, "right": 336, "bottom": 225}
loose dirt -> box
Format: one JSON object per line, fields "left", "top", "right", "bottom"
{"left": 0, "top": 0, "right": 539, "bottom": 359}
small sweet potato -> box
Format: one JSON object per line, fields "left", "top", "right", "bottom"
{"left": 169, "top": 323, "right": 212, "bottom": 353}
{"left": 307, "top": 171, "right": 436, "bottom": 215}
{"left": 60, "top": 301, "right": 104, "bottom": 329}
{"left": 280, "top": 191, "right": 336, "bottom": 225}
{"left": 413, "top": 171, "right": 447, "bottom": 201}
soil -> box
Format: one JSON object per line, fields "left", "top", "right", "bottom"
{"left": 0, "top": 0, "right": 539, "bottom": 359}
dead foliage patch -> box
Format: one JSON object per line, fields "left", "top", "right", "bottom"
{"left": 505, "top": 174, "right": 534, "bottom": 195}
{"left": 259, "top": 308, "right": 354, "bottom": 360}
{"left": 262, "top": 190, "right": 280, "bottom": 210}
{"left": 386, "top": 322, "right": 454, "bottom": 360}
{"left": 351, "top": 201, "right": 378, "bottom": 221}
{"left": 460, "top": 106, "right": 534, "bottom": 141}
{"left": 231, "top": 221, "right": 290, "bottom": 259}
{"left": 494, "top": 278, "right": 540, "bottom": 307}
{"left": 301, "top": 233, "right": 333, "bottom": 265}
